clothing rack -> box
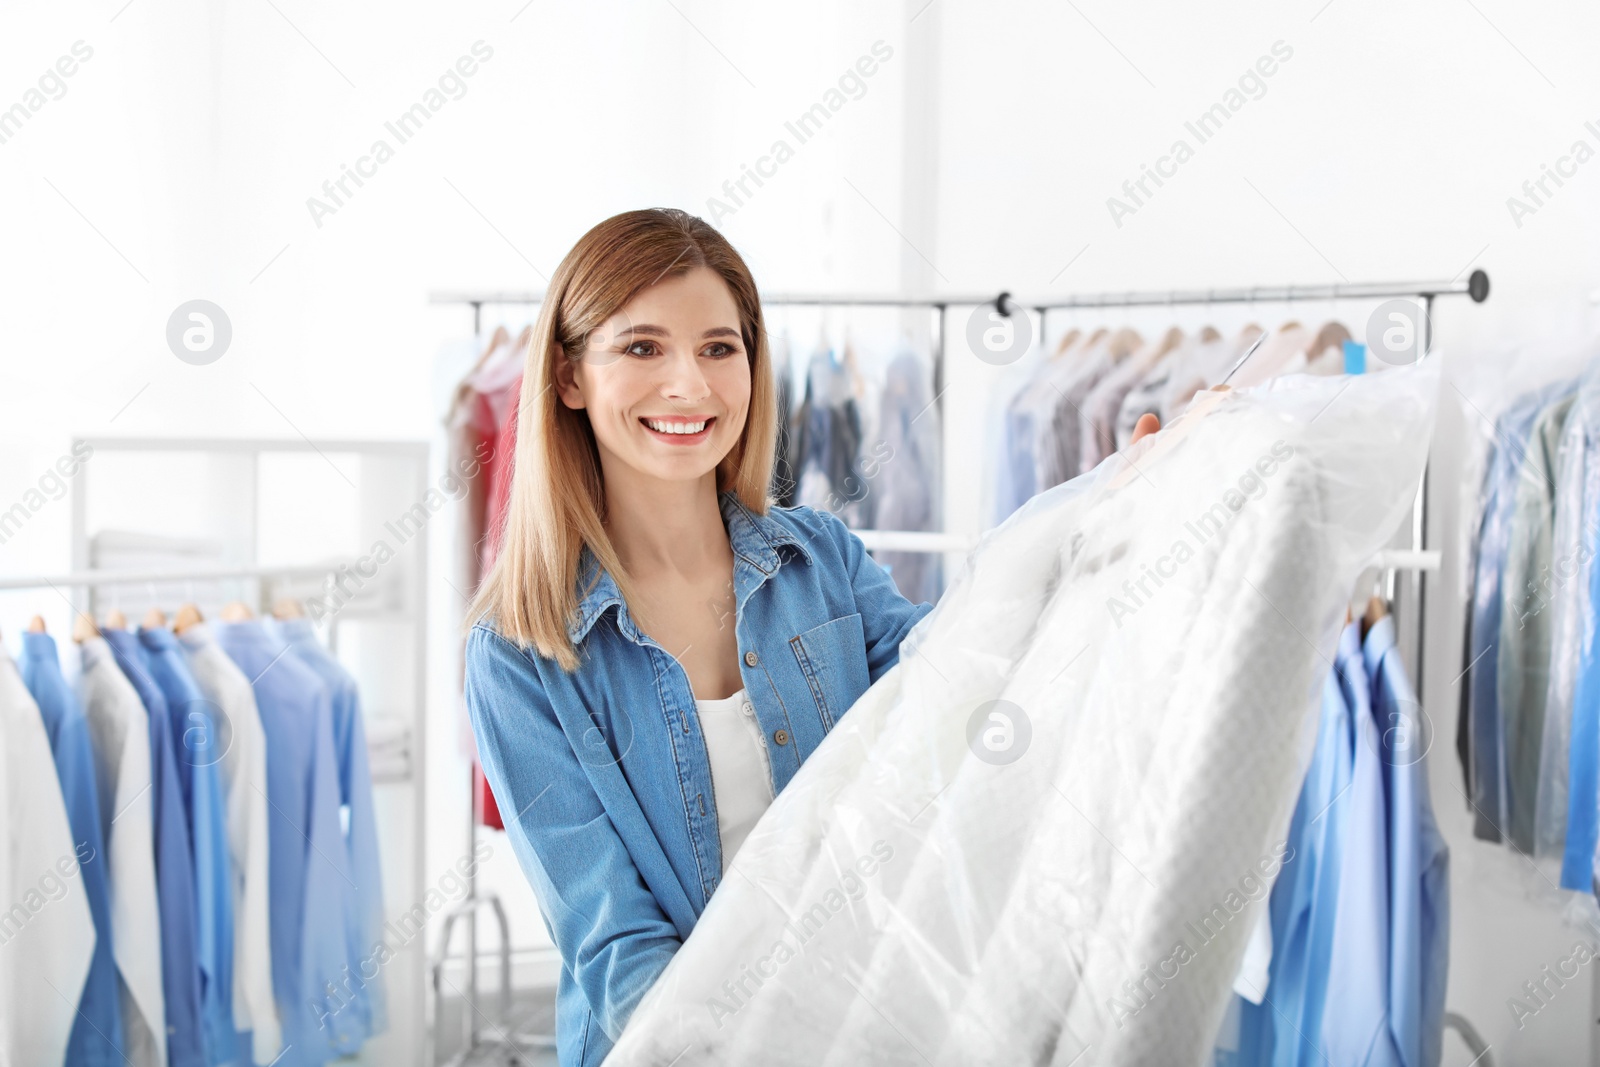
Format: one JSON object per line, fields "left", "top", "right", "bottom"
{"left": 13, "top": 435, "right": 435, "bottom": 1064}
{"left": 433, "top": 271, "right": 1491, "bottom": 1062}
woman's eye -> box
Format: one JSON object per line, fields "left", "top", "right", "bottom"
{"left": 703, "top": 343, "right": 738, "bottom": 359}
{"left": 626, "top": 341, "right": 659, "bottom": 357}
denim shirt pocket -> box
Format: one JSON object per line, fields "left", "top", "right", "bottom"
{"left": 789, "top": 612, "right": 870, "bottom": 731}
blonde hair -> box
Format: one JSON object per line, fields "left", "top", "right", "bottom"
{"left": 465, "top": 208, "right": 778, "bottom": 670}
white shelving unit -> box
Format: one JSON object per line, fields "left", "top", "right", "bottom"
{"left": 68, "top": 436, "right": 432, "bottom": 1065}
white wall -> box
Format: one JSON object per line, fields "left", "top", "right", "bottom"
{"left": 5, "top": 0, "right": 1600, "bottom": 1061}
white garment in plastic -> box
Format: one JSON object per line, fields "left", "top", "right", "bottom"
{"left": 0, "top": 654, "right": 95, "bottom": 1067}
{"left": 605, "top": 361, "right": 1438, "bottom": 1067}
{"left": 79, "top": 636, "right": 167, "bottom": 1067}
{"left": 695, "top": 687, "right": 774, "bottom": 874}
{"left": 176, "top": 622, "right": 282, "bottom": 1062}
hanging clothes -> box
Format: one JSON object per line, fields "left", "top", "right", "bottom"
{"left": 0, "top": 653, "right": 95, "bottom": 1067}
{"left": 772, "top": 332, "right": 801, "bottom": 506}
{"left": 176, "top": 621, "right": 281, "bottom": 1063}
{"left": 100, "top": 627, "right": 208, "bottom": 1067}
{"left": 78, "top": 634, "right": 167, "bottom": 1067}
{"left": 137, "top": 625, "right": 238, "bottom": 1064}
{"left": 1320, "top": 623, "right": 1402, "bottom": 1066}
{"left": 20, "top": 630, "right": 125, "bottom": 1066}
{"left": 1365, "top": 614, "right": 1450, "bottom": 1067}
{"left": 871, "top": 346, "right": 943, "bottom": 605}
{"left": 1498, "top": 391, "right": 1576, "bottom": 853}
{"left": 276, "top": 617, "right": 388, "bottom": 1050}
{"left": 214, "top": 619, "right": 358, "bottom": 1067}
{"left": 604, "top": 362, "right": 1439, "bottom": 1066}
{"left": 1461, "top": 380, "right": 1574, "bottom": 844}
{"left": 1224, "top": 662, "right": 1352, "bottom": 1067}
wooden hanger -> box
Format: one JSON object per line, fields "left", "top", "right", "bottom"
{"left": 106, "top": 608, "right": 127, "bottom": 629}
{"left": 27, "top": 615, "right": 46, "bottom": 634}
{"left": 142, "top": 607, "right": 166, "bottom": 630}
{"left": 72, "top": 612, "right": 100, "bottom": 644}
{"left": 271, "top": 598, "right": 306, "bottom": 620}
{"left": 221, "top": 600, "right": 255, "bottom": 622}
{"left": 1053, "top": 328, "right": 1082, "bottom": 359}
{"left": 1362, "top": 594, "right": 1388, "bottom": 640}
{"left": 173, "top": 603, "right": 204, "bottom": 634}
{"left": 1108, "top": 327, "right": 1144, "bottom": 361}
{"left": 1309, "top": 320, "right": 1353, "bottom": 361}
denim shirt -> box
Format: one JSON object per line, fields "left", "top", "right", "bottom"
{"left": 464, "top": 491, "right": 934, "bottom": 1067}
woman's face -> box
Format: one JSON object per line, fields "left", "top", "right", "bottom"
{"left": 555, "top": 265, "right": 751, "bottom": 488}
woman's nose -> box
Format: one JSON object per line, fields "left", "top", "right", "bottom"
{"left": 660, "top": 348, "right": 710, "bottom": 402}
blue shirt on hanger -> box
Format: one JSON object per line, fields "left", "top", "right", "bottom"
{"left": 215, "top": 619, "right": 360, "bottom": 1067}
{"left": 1321, "top": 623, "right": 1403, "bottom": 1066}
{"left": 275, "top": 617, "right": 387, "bottom": 1051}
{"left": 1229, "top": 640, "right": 1355, "bottom": 1067}
{"left": 100, "top": 628, "right": 208, "bottom": 1067}
{"left": 19, "top": 630, "right": 125, "bottom": 1067}
{"left": 137, "top": 626, "right": 238, "bottom": 1066}
{"left": 1364, "top": 614, "right": 1450, "bottom": 1067}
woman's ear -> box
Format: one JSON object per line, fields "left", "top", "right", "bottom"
{"left": 551, "top": 347, "right": 586, "bottom": 410}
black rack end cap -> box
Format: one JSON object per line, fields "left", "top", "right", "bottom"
{"left": 1468, "top": 269, "right": 1490, "bottom": 303}
{"left": 994, "top": 291, "right": 1014, "bottom": 317}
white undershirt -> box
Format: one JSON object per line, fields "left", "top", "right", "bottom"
{"left": 694, "top": 687, "right": 775, "bottom": 874}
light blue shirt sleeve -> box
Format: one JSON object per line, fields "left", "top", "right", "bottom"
{"left": 1322, "top": 626, "right": 1404, "bottom": 1065}
{"left": 1364, "top": 616, "right": 1450, "bottom": 1067}
{"left": 276, "top": 618, "right": 388, "bottom": 1048}
{"left": 138, "top": 627, "right": 238, "bottom": 1066}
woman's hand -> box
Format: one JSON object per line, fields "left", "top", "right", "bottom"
{"left": 1130, "top": 412, "right": 1160, "bottom": 445}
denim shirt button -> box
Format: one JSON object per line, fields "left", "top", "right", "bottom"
{"left": 773, "top": 729, "right": 790, "bottom": 746}
{"left": 744, "top": 650, "right": 759, "bottom": 667}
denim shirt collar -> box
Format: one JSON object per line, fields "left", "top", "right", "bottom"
{"left": 566, "top": 490, "right": 814, "bottom": 643}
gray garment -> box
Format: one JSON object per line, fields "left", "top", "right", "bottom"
{"left": 1535, "top": 365, "right": 1600, "bottom": 864}
{"left": 871, "top": 349, "right": 943, "bottom": 605}
{"left": 1500, "top": 390, "right": 1576, "bottom": 853}
{"left": 1039, "top": 345, "right": 1114, "bottom": 489}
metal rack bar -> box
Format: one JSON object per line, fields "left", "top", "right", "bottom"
{"left": 0, "top": 561, "right": 351, "bottom": 591}
{"left": 428, "top": 271, "right": 1490, "bottom": 315}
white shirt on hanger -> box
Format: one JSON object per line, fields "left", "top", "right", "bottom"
{"left": 0, "top": 653, "right": 95, "bottom": 1067}
{"left": 78, "top": 635, "right": 167, "bottom": 1067}
{"left": 694, "top": 687, "right": 774, "bottom": 875}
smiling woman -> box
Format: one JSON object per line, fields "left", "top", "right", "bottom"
{"left": 461, "top": 208, "right": 936, "bottom": 1067}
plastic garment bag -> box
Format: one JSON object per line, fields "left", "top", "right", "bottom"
{"left": 605, "top": 361, "right": 1439, "bottom": 1067}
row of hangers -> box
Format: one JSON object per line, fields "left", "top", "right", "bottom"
{"left": 1044, "top": 317, "right": 1354, "bottom": 374}
{"left": 6, "top": 599, "right": 310, "bottom": 647}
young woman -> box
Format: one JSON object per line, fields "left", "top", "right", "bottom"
{"left": 463, "top": 208, "right": 1158, "bottom": 1066}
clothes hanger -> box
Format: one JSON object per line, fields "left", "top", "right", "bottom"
{"left": 1053, "top": 327, "right": 1082, "bottom": 359}
{"left": 72, "top": 611, "right": 99, "bottom": 644}
{"left": 143, "top": 607, "right": 167, "bottom": 630}
{"left": 106, "top": 608, "right": 128, "bottom": 629}
{"left": 221, "top": 601, "right": 255, "bottom": 622}
{"left": 1362, "top": 592, "right": 1389, "bottom": 641}
{"left": 476, "top": 324, "right": 511, "bottom": 371}
{"left": 27, "top": 615, "right": 46, "bottom": 634}
{"left": 1108, "top": 327, "right": 1144, "bottom": 361}
{"left": 173, "top": 603, "right": 204, "bottom": 634}
{"left": 271, "top": 598, "right": 306, "bottom": 620}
